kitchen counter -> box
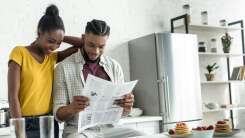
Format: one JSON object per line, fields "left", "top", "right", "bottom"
{"left": 119, "top": 116, "right": 162, "bottom": 124}
{"left": 130, "top": 131, "right": 245, "bottom": 138}
{"left": 1, "top": 127, "right": 245, "bottom": 138}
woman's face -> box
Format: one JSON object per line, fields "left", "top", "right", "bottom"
{"left": 37, "top": 29, "right": 64, "bottom": 55}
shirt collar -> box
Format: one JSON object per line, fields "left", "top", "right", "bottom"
{"left": 74, "top": 49, "right": 106, "bottom": 65}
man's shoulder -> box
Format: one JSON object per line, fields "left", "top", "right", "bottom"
{"left": 102, "top": 55, "right": 121, "bottom": 67}
{"left": 57, "top": 52, "right": 76, "bottom": 67}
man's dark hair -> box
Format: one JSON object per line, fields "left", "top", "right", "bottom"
{"left": 85, "top": 19, "right": 110, "bottom": 36}
{"left": 37, "top": 4, "right": 65, "bottom": 34}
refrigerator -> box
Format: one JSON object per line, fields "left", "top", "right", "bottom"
{"left": 128, "top": 33, "right": 203, "bottom": 131}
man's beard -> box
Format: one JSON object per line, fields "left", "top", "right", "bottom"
{"left": 81, "top": 48, "right": 100, "bottom": 63}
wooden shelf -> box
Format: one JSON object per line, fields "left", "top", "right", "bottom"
{"left": 201, "top": 80, "right": 245, "bottom": 84}
{"left": 199, "top": 52, "right": 245, "bottom": 57}
{"left": 201, "top": 81, "right": 229, "bottom": 84}
{"left": 175, "top": 24, "right": 243, "bottom": 33}
{"left": 203, "top": 107, "right": 245, "bottom": 113}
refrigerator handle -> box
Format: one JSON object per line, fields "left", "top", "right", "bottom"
{"left": 165, "top": 76, "right": 171, "bottom": 118}
{"left": 162, "top": 75, "right": 170, "bottom": 118}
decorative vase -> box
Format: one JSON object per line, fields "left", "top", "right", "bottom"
{"left": 205, "top": 73, "right": 215, "bottom": 81}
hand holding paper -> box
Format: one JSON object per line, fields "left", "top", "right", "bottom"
{"left": 78, "top": 74, "right": 138, "bottom": 132}
{"left": 69, "top": 96, "right": 90, "bottom": 114}
{"left": 115, "top": 93, "right": 134, "bottom": 116}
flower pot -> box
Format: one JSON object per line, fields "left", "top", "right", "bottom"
{"left": 223, "top": 47, "right": 230, "bottom": 53}
{"left": 205, "top": 73, "right": 215, "bottom": 81}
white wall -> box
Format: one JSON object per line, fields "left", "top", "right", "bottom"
{"left": 0, "top": 0, "right": 184, "bottom": 101}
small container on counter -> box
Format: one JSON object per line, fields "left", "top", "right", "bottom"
{"left": 198, "top": 41, "right": 207, "bottom": 52}
{"left": 219, "top": 19, "right": 227, "bottom": 27}
{"left": 201, "top": 11, "right": 208, "bottom": 25}
{"left": 182, "top": 4, "right": 191, "bottom": 24}
{"left": 210, "top": 38, "right": 217, "bottom": 53}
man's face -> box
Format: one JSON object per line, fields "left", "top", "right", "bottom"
{"left": 83, "top": 32, "right": 108, "bottom": 61}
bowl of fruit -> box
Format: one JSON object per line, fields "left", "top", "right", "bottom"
{"left": 192, "top": 125, "right": 214, "bottom": 138}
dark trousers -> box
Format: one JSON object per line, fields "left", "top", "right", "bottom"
{"left": 25, "top": 117, "right": 59, "bottom": 138}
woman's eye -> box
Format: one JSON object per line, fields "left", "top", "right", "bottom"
{"left": 48, "top": 40, "right": 55, "bottom": 43}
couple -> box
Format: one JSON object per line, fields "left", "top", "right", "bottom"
{"left": 8, "top": 4, "right": 143, "bottom": 138}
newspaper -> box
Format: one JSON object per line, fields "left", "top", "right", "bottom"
{"left": 78, "top": 74, "right": 138, "bottom": 132}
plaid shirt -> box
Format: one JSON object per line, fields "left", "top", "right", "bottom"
{"left": 53, "top": 49, "right": 124, "bottom": 134}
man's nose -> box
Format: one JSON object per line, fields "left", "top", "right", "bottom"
{"left": 92, "top": 47, "right": 100, "bottom": 54}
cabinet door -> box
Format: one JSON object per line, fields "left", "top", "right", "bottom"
{"left": 121, "top": 123, "right": 137, "bottom": 130}
{"left": 136, "top": 121, "right": 160, "bottom": 135}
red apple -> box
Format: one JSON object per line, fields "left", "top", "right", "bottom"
{"left": 202, "top": 126, "right": 207, "bottom": 130}
{"left": 207, "top": 125, "right": 214, "bottom": 130}
{"left": 168, "top": 129, "right": 175, "bottom": 135}
{"left": 196, "top": 127, "right": 202, "bottom": 131}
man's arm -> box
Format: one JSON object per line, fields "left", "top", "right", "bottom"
{"left": 114, "top": 61, "right": 134, "bottom": 116}
{"left": 56, "top": 96, "right": 90, "bottom": 121}
{"left": 8, "top": 61, "right": 22, "bottom": 118}
{"left": 57, "top": 47, "right": 78, "bottom": 63}
{"left": 53, "top": 65, "right": 89, "bottom": 121}
{"left": 117, "top": 93, "right": 134, "bottom": 116}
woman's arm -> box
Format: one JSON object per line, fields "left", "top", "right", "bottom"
{"left": 8, "top": 61, "right": 22, "bottom": 118}
{"left": 63, "top": 36, "right": 83, "bottom": 47}
{"left": 57, "top": 36, "right": 84, "bottom": 63}
{"left": 57, "top": 47, "right": 78, "bottom": 63}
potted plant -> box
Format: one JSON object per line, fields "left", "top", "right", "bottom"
{"left": 221, "top": 32, "right": 232, "bottom": 53}
{"left": 205, "top": 63, "right": 219, "bottom": 81}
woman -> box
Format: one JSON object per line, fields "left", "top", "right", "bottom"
{"left": 8, "top": 4, "right": 78, "bottom": 138}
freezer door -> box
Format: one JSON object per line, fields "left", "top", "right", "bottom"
{"left": 160, "top": 33, "right": 203, "bottom": 123}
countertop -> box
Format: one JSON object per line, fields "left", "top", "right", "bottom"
{"left": 119, "top": 116, "right": 162, "bottom": 124}
{"left": 0, "top": 116, "right": 162, "bottom": 137}
{"left": 1, "top": 127, "right": 245, "bottom": 138}
{"left": 130, "top": 131, "right": 245, "bottom": 138}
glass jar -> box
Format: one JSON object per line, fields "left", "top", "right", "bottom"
{"left": 219, "top": 19, "right": 227, "bottom": 27}
{"left": 182, "top": 4, "right": 191, "bottom": 24}
{"left": 198, "top": 41, "right": 207, "bottom": 52}
{"left": 210, "top": 38, "right": 217, "bottom": 53}
{"left": 201, "top": 11, "right": 208, "bottom": 25}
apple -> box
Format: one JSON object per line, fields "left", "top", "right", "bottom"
{"left": 207, "top": 125, "right": 214, "bottom": 130}
{"left": 168, "top": 129, "right": 175, "bottom": 135}
{"left": 196, "top": 127, "right": 202, "bottom": 131}
{"left": 202, "top": 126, "right": 207, "bottom": 130}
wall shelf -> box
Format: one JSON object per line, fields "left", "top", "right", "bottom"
{"left": 175, "top": 24, "right": 243, "bottom": 33}
{"left": 203, "top": 107, "right": 245, "bottom": 113}
{"left": 199, "top": 52, "right": 245, "bottom": 57}
{"left": 201, "top": 80, "right": 245, "bottom": 84}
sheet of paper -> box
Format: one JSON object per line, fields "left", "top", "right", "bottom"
{"left": 78, "top": 74, "right": 138, "bottom": 132}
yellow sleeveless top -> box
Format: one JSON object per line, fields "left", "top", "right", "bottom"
{"left": 9, "top": 46, "right": 57, "bottom": 116}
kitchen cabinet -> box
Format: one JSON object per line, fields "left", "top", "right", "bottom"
{"left": 118, "top": 116, "right": 162, "bottom": 135}
{"left": 171, "top": 14, "right": 245, "bottom": 128}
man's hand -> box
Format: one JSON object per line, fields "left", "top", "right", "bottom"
{"left": 56, "top": 96, "right": 90, "bottom": 121}
{"left": 116, "top": 93, "right": 134, "bottom": 116}
{"left": 69, "top": 96, "right": 90, "bottom": 114}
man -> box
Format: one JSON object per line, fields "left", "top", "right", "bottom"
{"left": 53, "top": 19, "right": 143, "bottom": 138}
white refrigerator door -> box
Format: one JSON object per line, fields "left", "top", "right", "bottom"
{"left": 160, "top": 33, "right": 203, "bottom": 124}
